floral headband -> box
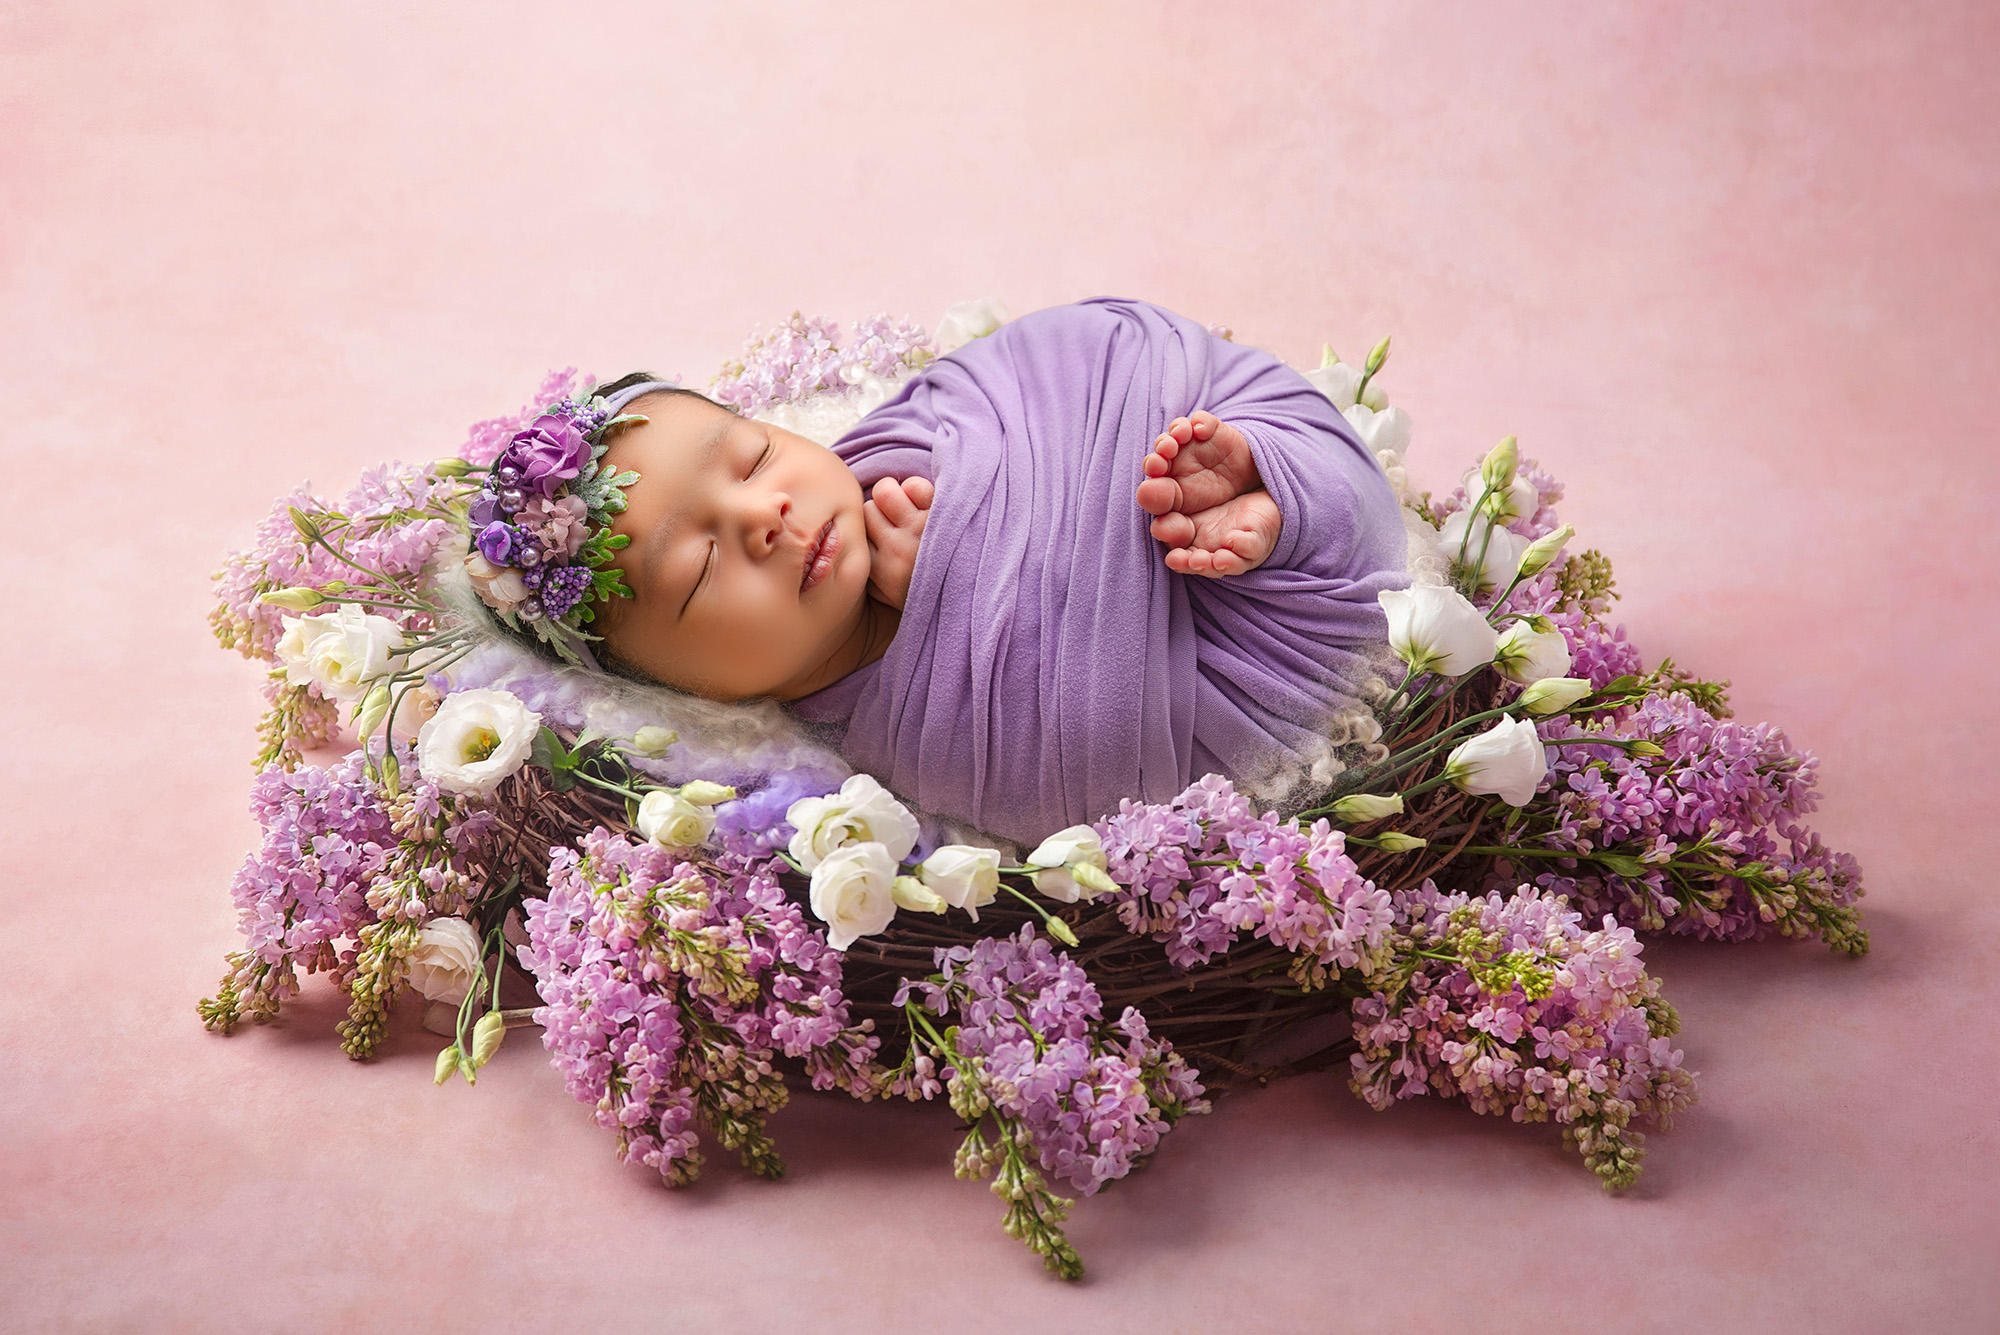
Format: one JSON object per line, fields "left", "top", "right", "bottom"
{"left": 462, "top": 381, "right": 670, "bottom": 666}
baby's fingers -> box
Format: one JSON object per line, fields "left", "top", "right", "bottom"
{"left": 900, "top": 475, "right": 935, "bottom": 510}
{"left": 871, "top": 477, "right": 919, "bottom": 527}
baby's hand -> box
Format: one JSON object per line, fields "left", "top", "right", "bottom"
{"left": 863, "top": 475, "right": 933, "bottom": 609}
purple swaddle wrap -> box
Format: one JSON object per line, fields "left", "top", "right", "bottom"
{"left": 791, "top": 297, "right": 1409, "bottom": 842}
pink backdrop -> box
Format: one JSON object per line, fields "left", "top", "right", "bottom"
{"left": 5, "top": 2, "right": 1997, "bottom": 1330}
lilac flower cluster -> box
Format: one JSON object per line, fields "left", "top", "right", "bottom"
{"left": 1516, "top": 691, "right": 1866, "bottom": 952}
{"left": 709, "top": 312, "right": 934, "bottom": 417}
{"left": 1094, "top": 775, "right": 1395, "bottom": 979}
{"left": 520, "top": 829, "right": 880, "bottom": 1185}
{"left": 893, "top": 925, "right": 1207, "bottom": 1277}
{"left": 211, "top": 464, "right": 459, "bottom": 665}
{"left": 1350, "top": 882, "right": 1697, "bottom": 1190}
{"left": 199, "top": 753, "right": 393, "bottom": 1031}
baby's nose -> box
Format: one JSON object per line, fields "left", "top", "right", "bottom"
{"left": 737, "top": 488, "right": 793, "bottom": 558}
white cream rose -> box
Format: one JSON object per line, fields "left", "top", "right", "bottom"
{"left": 1446, "top": 716, "right": 1550, "bottom": 807}
{"left": 636, "top": 789, "right": 716, "bottom": 850}
{"left": 917, "top": 844, "right": 1003, "bottom": 920}
{"left": 415, "top": 688, "right": 541, "bottom": 797}
{"left": 786, "top": 774, "right": 920, "bottom": 870}
{"left": 1437, "top": 509, "right": 1531, "bottom": 596}
{"left": 406, "top": 916, "right": 486, "bottom": 1006}
{"left": 808, "top": 841, "right": 901, "bottom": 950}
{"left": 1379, "top": 585, "right": 1498, "bottom": 678}
{"left": 276, "top": 605, "right": 405, "bottom": 701}
{"left": 1493, "top": 617, "right": 1574, "bottom": 687}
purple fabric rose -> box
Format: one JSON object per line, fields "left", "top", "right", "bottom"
{"left": 497, "top": 414, "right": 591, "bottom": 497}
{"left": 476, "top": 521, "right": 520, "bottom": 566}
{"left": 468, "top": 491, "right": 503, "bottom": 528}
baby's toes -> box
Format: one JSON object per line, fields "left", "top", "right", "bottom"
{"left": 1149, "top": 510, "right": 1195, "bottom": 548}
{"left": 1136, "top": 475, "right": 1183, "bottom": 518}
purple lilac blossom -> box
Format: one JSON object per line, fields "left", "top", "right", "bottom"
{"left": 521, "top": 829, "right": 880, "bottom": 1184}
{"left": 1349, "top": 881, "right": 1696, "bottom": 1190}
{"left": 459, "top": 369, "right": 585, "bottom": 468}
{"left": 1094, "top": 774, "right": 1394, "bottom": 974}
{"left": 896, "top": 925, "right": 1207, "bottom": 1196}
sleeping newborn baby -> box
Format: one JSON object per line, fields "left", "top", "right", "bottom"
{"left": 591, "top": 297, "right": 1408, "bottom": 842}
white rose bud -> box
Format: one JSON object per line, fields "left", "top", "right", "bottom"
{"left": 632, "top": 726, "right": 679, "bottom": 758}
{"left": 678, "top": 780, "right": 737, "bottom": 807}
{"left": 1378, "top": 585, "right": 1498, "bottom": 677}
{"left": 891, "top": 876, "right": 948, "bottom": 915}
{"left": 1445, "top": 716, "right": 1550, "bottom": 807}
{"left": 1493, "top": 616, "right": 1574, "bottom": 686}
{"left": 785, "top": 774, "right": 920, "bottom": 870}
{"left": 917, "top": 844, "right": 1003, "bottom": 920}
{"left": 415, "top": 689, "right": 541, "bottom": 797}
{"left": 407, "top": 917, "right": 487, "bottom": 1007}
{"left": 1025, "top": 825, "right": 1111, "bottom": 904}
{"left": 1330, "top": 793, "right": 1405, "bottom": 822}
{"left": 1515, "top": 524, "right": 1575, "bottom": 581}
{"left": 1517, "top": 676, "right": 1595, "bottom": 716}
{"left": 809, "top": 841, "right": 900, "bottom": 950}
{"left": 636, "top": 790, "right": 716, "bottom": 850}
{"left": 470, "top": 1010, "right": 507, "bottom": 1067}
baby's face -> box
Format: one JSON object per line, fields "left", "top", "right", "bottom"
{"left": 594, "top": 394, "right": 870, "bottom": 699}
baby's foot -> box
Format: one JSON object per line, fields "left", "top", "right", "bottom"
{"left": 1136, "top": 411, "right": 1261, "bottom": 519}
{"left": 1152, "top": 490, "right": 1282, "bottom": 578}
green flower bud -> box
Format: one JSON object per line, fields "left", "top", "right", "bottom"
{"left": 287, "top": 506, "right": 322, "bottom": 541}
{"left": 1597, "top": 852, "right": 1649, "bottom": 878}
{"left": 1364, "top": 334, "right": 1391, "bottom": 374}
{"left": 434, "top": 1046, "right": 460, "bottom": 1085}
{"left": 258, "top": 586, "right": 326, "bottom": 612}
{"left": 1044, "top": 916, "right": 1080, "bottom": 948}
{"left": 1515, "top": 524, "right": 1575, "bottom": 580}
{"left": 1376, "top": 832, "right": 1429, "bottom": 852}
{"left": 631, "top": 726, "right": 679, "bottom": 758}
{"left": 1629, "top": 740, "right": 1665, "bottom": 757}
{"left": 1319, "top": 342, "right": 1340, "bottom": 369}
{"left": 1517, "top": 677, "right": 1594, "bottom": 716}
{"left": 429, "top": 457, "right": 473, "bottom": 478}
{"left": 1330, "top": 793, "right": 1405, "bottom": 823}
{"left": 1480, "top": 436, "right": 1519, "bottom": 492}
{"left": 1071, "top": 862, "right": 1119, "bottom": 897}
{"left": 457, "top": 1052, "right": 478, "bottom": 1085}
{"left": 678, "top": 780, "right": 737, "bottom": 807}
{"left": 470, "top": 1011, "right": 507, "bottom": 1067}
{"left": 352, "top": 684, "right": 392, "bottom": 738}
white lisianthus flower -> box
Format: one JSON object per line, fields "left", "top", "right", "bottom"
{"left": 277, "top": 605, "right": 405, "bottom": 701}
{"left": 786, "top": 774, "right": 920, "bottom": 870}
{"left": 636, "top": 790, "right": 716, "bottom": 850}
{"left": 1438, "top": 509, "right": 1531, "bottom": 595}
{"left": 1025, "top": 825, "right": 1111, "bottom": 904}
{"left": 808, "top": 841, "right": 901, "bottom": 950}
{"left": 917, "top": 844, "right": 1003, "bottom": 920}
{"left": 406, "top": 916, "right": 487, "bottom": 1006}
{"left": 388, "top": 683, "right": 443, "bottom": 743}
{"left": 1341, "top": 404, "right": 1413, "bottom": 457}
{"left": 1378, "top": 585, "right": 1498, "bottom": 677}
{"left": 1445, "top": 716, "right": 1550, "bottom": 806}
{"left": 1304, "top": 360, "right": 1389, "bottom": 412}
{"left": 933, "top": 298, "right": 1008, "bottom": 354}
{"left": 415, "top": 689, "right": 541, "bottom": 797}
{"left": 1460, "top": 468, "right": 1539, "bottom": 524}
{"left": 1493, "top": 617, "right": 1574, "bottom": 686}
